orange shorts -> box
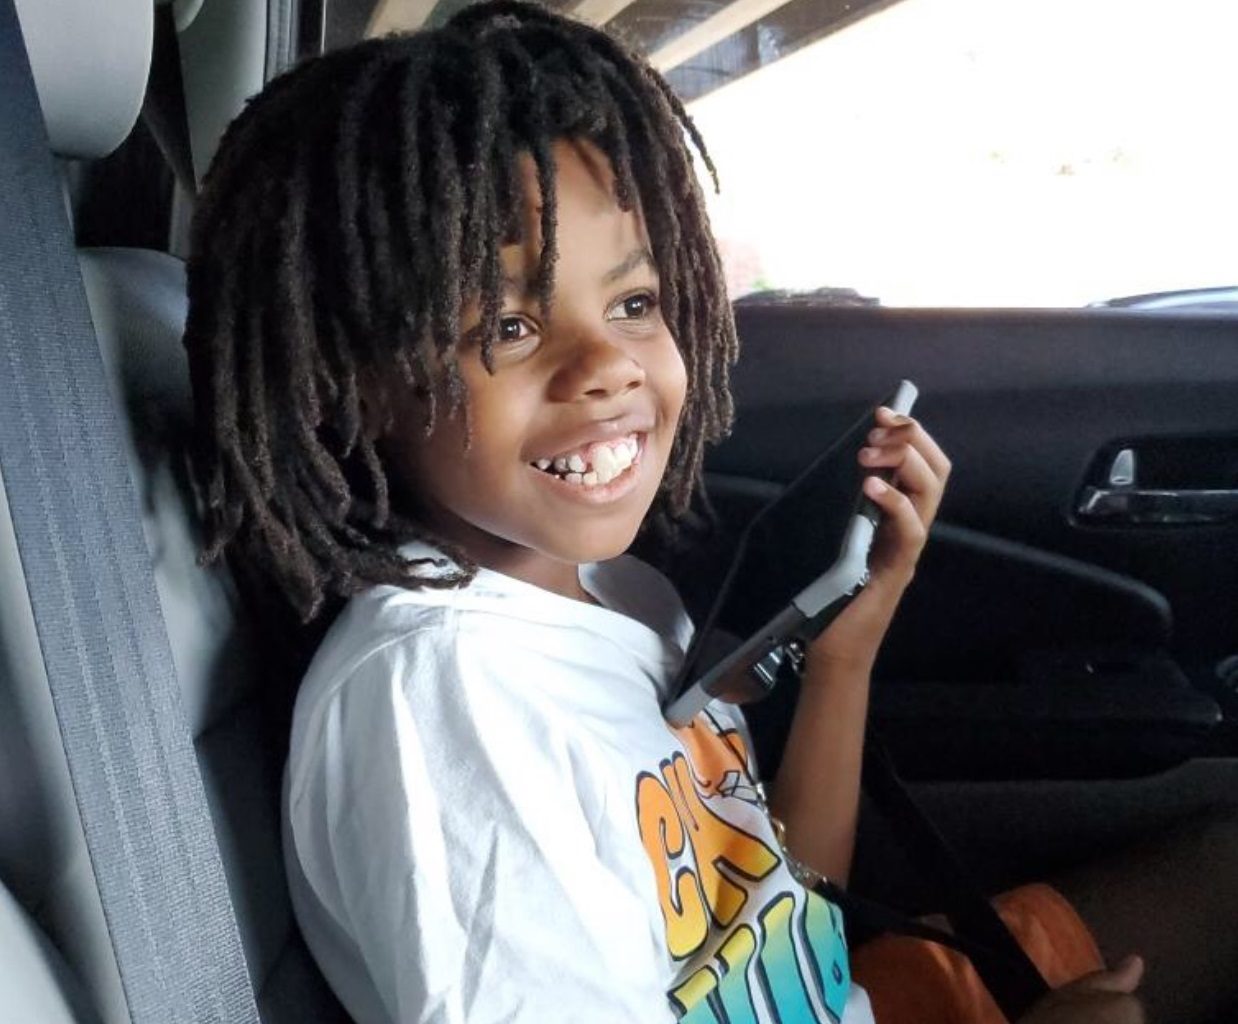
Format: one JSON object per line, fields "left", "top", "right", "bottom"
{"left": 850, "top": 883, "right": 1103, "bottom": 1024}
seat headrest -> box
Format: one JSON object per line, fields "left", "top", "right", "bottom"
{"left": 14, "top": 0, "right": 153, "bottom": 159}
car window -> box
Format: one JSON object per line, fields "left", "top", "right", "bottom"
{"left": 328, "top": 0, "right": 1238, "bottom": 309}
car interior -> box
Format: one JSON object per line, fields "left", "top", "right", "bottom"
{"left": 1, "top": 0, "right": 1236, "bottom": 1021}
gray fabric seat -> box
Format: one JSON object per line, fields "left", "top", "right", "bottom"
{"left": 81, "top": 248, "right": 348, "bottom": 1024}
{"left": 0, "top": 1, "right": 347, "bottom": 1020}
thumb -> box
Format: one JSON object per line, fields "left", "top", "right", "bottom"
{"left": 1074, "top": 954, "right": 1145, "bottom": 995}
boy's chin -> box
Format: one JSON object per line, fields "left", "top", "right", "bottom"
{"left": 551, "top": 521, "right": 644, "bottom": 566}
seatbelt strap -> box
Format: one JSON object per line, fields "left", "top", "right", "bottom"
{"left": 856, "top": 735, "right": 1050, "bottom": 1019}
{"left": 819, "top": 878, "right": 1015, "bottom": 965}
{"left": 144, "top": 2, "right": 197, "bottom": 195}
{"left": 0, "top": 3, "right": 260, "bottom": 1023}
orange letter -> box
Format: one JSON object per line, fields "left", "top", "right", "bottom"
{"left": 636, "top": 772, "right": 709, "bottom": 959}
{"left": 663, "top": 755, "right": 779, "bottom": 928}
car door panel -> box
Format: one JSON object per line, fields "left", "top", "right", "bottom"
{"left": 686, "top": 305, "right": 1238, "bottom": 779}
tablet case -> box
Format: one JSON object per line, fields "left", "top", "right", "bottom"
{"left": 665, "top": 380, "right": 918, "bottom": 725}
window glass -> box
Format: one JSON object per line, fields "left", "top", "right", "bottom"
{"left": 688, "top": 0, "right": 1238, "bottom": 306}
{"left": 324, "top": 0, "right": 1238, "bottom": 309}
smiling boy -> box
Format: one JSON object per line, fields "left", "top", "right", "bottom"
{"left": 183, "top": 4, "right": 1159, "bottom": 1024}
{"left": 276, "top": 130, "right": 891, "bottom": 1023}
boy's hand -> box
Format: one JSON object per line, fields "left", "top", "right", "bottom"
{"left": 1016, "top": 956, "right": 1146, "bottom": 1024}
{"left": 805, "top": 406, "right": 950, "bottom": 675}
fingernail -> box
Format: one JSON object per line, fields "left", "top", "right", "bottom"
{"left": 869, "top": 428, "right": 888, "bottom": 442}
{"left": 866, "top": 476, "right": 888, "bottom": 495}
{"left": 859, "top": 447, "right": 878, "bottom": 461}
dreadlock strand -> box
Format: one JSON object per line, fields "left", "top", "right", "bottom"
{"left": 457, "top": 36, "right": 502, "bottom": 290}
{"left": 648, "top": 74, "right": 719, "bottom": 195}
{"left": 273, "top": 156, "right": 354, "bottom": 522}
{"left": 243, "top": 296, "right": 276, "bottom": 498}
{"left": 392, "top": 53, "right": 434, "bottom": 361}
{"left": 358, "top": 62, "right": 409, "bottom": 336}
{"left": 357, "top": 434, "right": 391, "bottom": 528}
{"left": 423, "top": 70, "right": 466, "bottom": 364}
{"left": 324, "top": 312, "right": 363, "bottom": 457}
{"left": 491, "top": 33, "right": 559, "bottom": 314}
{"left": 334, "top": 57, "right": 392, "bottom": 338}
{"left": 527, "top": 79, "right": 561, "bottom": 316}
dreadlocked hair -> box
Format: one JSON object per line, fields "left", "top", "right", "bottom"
{"left": 184, "top": 0, "right": 739, "bottom": 623}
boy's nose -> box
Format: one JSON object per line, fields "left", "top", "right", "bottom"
{"left": 549, "top": 333, "right": 646, "bottom": 402}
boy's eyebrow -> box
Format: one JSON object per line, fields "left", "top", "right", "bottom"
{"left": 603, "top": 247, "right": 657, "bottom": 284}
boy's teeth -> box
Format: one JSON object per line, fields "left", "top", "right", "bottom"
{"left": 592, "top": 444, "right": 630, "bottom": 485}
{"left": 534, "top": 434, "right": 642, "bottom": 485}
{"left": 594, "top": 447, "right": 617, "bottom": 480}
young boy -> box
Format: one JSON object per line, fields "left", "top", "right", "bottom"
{"left": 184, "top": 3, "right": 1161, "bottom": 1022}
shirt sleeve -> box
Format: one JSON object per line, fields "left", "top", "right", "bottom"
{"left": 289, "top": 618, "right": 674, "bottom": 1024}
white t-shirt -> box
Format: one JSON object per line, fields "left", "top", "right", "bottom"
{"left": 284, "top": 543, "right": 874, "bottom": 1024}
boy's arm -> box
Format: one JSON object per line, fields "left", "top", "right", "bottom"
{"left": 766, "top": 406, "right": 951, "bottom": 887}
{"left": 766, "top": 651, "right": 871, "bottom": 885}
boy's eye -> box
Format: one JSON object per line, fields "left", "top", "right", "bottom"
{"left": 607, "top": 291, "right": 659, "bottom": 321}
{"left": 496, "top": 315, "right": 534, "bottom": 344}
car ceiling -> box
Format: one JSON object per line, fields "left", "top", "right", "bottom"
{"left": 330, "top": 0, "right": 904, "bottom": 101}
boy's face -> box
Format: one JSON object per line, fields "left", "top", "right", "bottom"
{"left": 382, "top": 139, "right": 688, "bottom": 597}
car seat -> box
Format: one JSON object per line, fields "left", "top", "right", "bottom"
{"left": 0, "top": 1, "right": 348, "bottom": 1020}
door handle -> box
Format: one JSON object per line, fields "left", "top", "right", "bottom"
{"left": 1076, "top": 447, "right": 1238, "bottom": 524}
{"left": 1078, "top": 485, "right": 1238, "bottom": 524}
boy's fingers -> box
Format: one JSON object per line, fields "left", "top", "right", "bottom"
{"left": 1096, "top": 955, "right": 1145, "bottom": 994}
{"left": 1069, "top": 955, "right": 1145, "bottom": 996}
{"left": 863, "top": 475, "right": 926, "bottom": 563}
{"left": 873, "top": 408, "right": 952, "bottom": 481}
{"left": 859, "top": 445, "right": 943, "bottom": 524}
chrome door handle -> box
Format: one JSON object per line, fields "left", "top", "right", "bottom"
{"left": 1077, "top": 485, "right": 1238, "bottom": 524}
{"left": 1077, "top": 447, "right": 1238, "bottom": 524}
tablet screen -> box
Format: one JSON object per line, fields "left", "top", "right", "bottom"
{"left": 673, "top": 384, "right": 911, "bottom": 697}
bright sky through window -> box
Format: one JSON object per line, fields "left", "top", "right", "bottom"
{"left": 687, "top": 0, "right": 1238, "bottom": 307}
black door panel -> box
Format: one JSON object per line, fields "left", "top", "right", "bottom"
{"left": 714, "top": 306, "right": 1238, "bottom": 664}
{"left": 689, "top": 305, "right": 1238, "bottom": 779}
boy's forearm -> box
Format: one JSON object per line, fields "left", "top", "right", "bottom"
{"left": 766, "top": 653, "right": 871, "bottom": 887}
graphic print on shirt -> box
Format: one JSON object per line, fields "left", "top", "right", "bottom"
{"left": 636, "top": 715, "right": 851, "bottom": 1023}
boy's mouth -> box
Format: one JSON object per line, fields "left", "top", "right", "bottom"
{"left": 530, "top": 434, "right": 642, "bottom": 488}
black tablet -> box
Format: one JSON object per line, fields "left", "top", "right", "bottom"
{"left": 664, "top": 380, "right": 918, "bottom": 725}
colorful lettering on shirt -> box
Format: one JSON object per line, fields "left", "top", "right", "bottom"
{"left": 637, "top": 721, "right": 779, "bottom": 957}
{"left": 637, "top": 771, "right": 711, "bottom": 958}
{"left": 638, "top": 716, "right": 852, "bottom": 1023}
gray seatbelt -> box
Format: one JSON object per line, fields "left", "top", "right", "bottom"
{"left": 0, "top": 2, "right": 261, "bottom": 1022}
